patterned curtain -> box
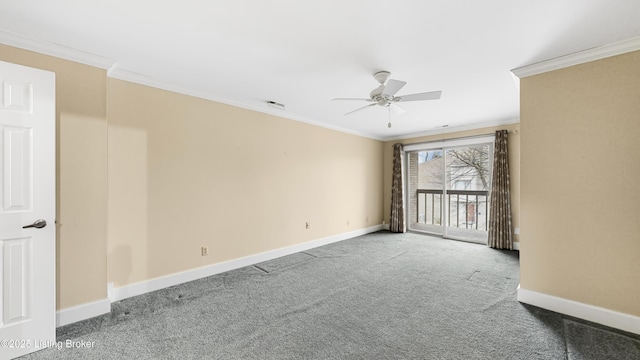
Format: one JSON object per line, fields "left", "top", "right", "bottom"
{"left": 488, "top": 130, "right": 513, "bottom": 249}
{"left": 390, "top": 143, "right": 405, "bottom": 233}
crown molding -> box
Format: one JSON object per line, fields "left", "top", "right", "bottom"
{"left": 0, "top": 30, "right": 380, "bottom": 141}
{"left": 107, "top": 65, "right": 385, "bottom": 141}
{"left": 512, "top": 36, "right": 640, "bottom": 79}
{"left": 0, "top": 29, "right": 116, "bottom": 69}
{"left": 0, "top": 28, "right": 527, "bottom": 143}
{"left": 0, "top": 31, "right": 384, "bottom": 141}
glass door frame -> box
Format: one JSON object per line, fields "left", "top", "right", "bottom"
{"left": 404, "top": 135, "right": 495, "bottom": 243}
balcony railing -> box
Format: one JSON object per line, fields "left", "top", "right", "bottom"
{"left": 416, "top": 189, "right": 489, "bottom": 230}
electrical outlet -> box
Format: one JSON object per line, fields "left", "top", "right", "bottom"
{"left": 347, "top": 220, "right": 349, "bottom": 226}
{"left": 201, "top": 247, "right": 208, "bottom": 256}
{"left": 305, "top": 222, "right": 310, "bottom": 229}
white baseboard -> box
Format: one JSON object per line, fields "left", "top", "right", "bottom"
{"left": 58, "top": 225, "right": 382, "bottom": 326}
{"left": 108, "top": 225, "right": 384, "bottom": 303}
{"left": 517, "top": 285, "right": 640, "bottom": 335}
{"left": 56, "top": 298, "right": 111, "bottom": 328}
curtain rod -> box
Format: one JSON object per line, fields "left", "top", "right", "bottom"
{"left": 403, "top": 129, "right": 519, "bottom": 151}
{"left": 438, "top": 128, "right": 518, "bottom": 139}
{"left": 475, "top": 129, "right": 519, "bottom": 136}
{"left": 400, "top": 129, "right": 518, "bottom": 147}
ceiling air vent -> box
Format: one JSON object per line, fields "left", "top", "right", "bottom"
{"left": 266, "top": 100, "right": 285, "bottom": 110}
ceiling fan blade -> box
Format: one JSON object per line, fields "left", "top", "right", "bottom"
{"left": 345, "top": 103, "right": 376, "bottom": 115}
{"left": 331, "top": 97, "right": 373, "bottom": 101}
{"left": 396, "top": 90, "right": 442, "bottom": 102}
{"left": 382, "top": 79, "right": 406, "bottom": 97}
{"left": 390, "top": 103, "right": 406, "bottom": 115}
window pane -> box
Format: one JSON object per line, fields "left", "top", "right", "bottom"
{"left": 445, "top": 145, "right": 491, "bottom": 242}
{"left": 408, "top": 150, "right": 444, "bottom": 234}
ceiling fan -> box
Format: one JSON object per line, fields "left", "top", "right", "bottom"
{"left": 332, "top": 71, "right": 442, "bottom": 126}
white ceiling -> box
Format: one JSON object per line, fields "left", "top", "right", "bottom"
{"left": 2, "top": 0, "right": 640, "bottom": 140}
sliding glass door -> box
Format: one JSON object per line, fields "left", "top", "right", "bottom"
{"left": 406, "top": 138, "right": 493, "bottom": 243}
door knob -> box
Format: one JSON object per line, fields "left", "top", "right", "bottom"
{"left": 23, "top": 219, "right": 47, "bottom": 229}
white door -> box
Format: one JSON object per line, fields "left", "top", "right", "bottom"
{"left": 0, "top": 60, "right": 55, "bottom": 360}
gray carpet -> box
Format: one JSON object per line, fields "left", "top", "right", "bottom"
{"left": 565, "top": 319, "right": 640, "bottom": 360}
{"left": 21, "top": 231, "right": 640, "bottom": 359}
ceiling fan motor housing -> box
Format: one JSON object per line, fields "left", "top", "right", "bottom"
{"left": 373, "top": 71, "right": 391, "bottom": 84}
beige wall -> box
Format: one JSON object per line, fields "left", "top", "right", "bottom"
{"left": 0, "top": 44, "right": 384, "bottom": 309}
{"left": 0, "top": 44, "right": 108, "bottom": 309}
{"left": 107, "top": 79, "right": 384, "bottom": 287}
{"left": 520, "top": 51, "right": 640, "bottom": 316}
{"left": 382, "top": 123, "right": 521, "bottom": 242}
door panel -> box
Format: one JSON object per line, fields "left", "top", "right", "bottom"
{"left": 0, "top": 60, "right": 55, "bottom": 360}
{"left": 3, "top": 126, "right": 32, "bottom": 212}
{"left": 2, "top": 237, "right": 31, "bottom": 323}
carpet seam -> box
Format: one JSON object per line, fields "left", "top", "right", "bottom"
{"left": 252, "top": 265, "right": 269, "bottom": 274}
{"left": 562, "top": 317, "right": 570, "bottom": 360}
